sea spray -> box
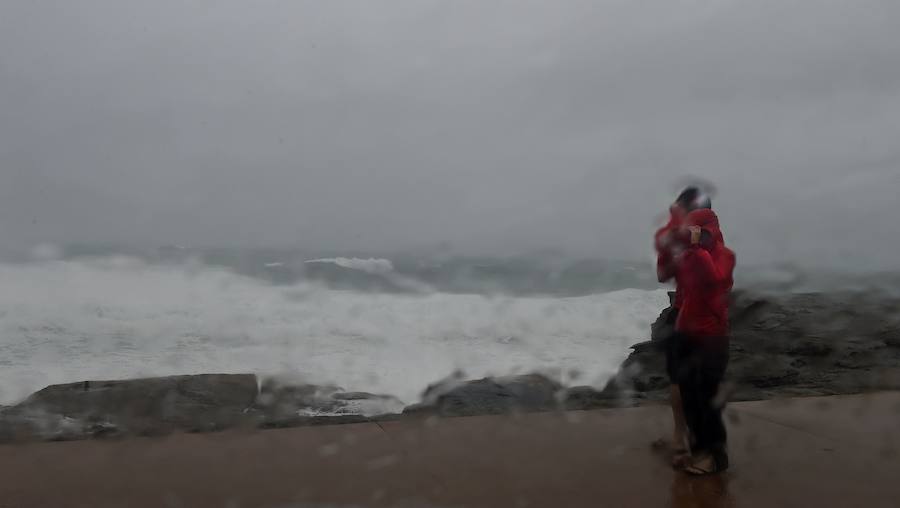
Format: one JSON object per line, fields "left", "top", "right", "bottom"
{"left": 0, "top": 257, "right": 668, "bottom": 405}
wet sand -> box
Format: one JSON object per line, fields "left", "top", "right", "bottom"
{"left": 1, "top": 392, "right": 898, "bottom": 508}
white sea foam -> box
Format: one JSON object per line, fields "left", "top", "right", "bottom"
{"left": 305, "top": 257, "right": 395, "bottom": 275}
{"left": 0, "top": 258, "right": 668, "bottom": 405}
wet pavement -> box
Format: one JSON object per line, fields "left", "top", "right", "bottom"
{"left": 0, "top": 391, "right": 898, "bottom": 507}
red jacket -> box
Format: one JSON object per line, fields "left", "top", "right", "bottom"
{"left": 654, "top": 208, "right": 687, "bottom": 309}
{"left": 674, "top": 209, "right": 735, "bottom": 338}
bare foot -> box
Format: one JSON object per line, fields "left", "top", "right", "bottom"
{"left": 671, "top": 451, "right": 691, "bottom": 469}
{"left": 682, "top": 454, "right": 719, "bottom": 475}
{"left": 652, "top": 437, "right": 691, "bottom": 469}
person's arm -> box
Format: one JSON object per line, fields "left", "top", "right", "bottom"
{"left": 654, "top": 211, "right": 682, "bottom": 283}
{"left": 657, "top": 251, "right": 676, "bottom": 283}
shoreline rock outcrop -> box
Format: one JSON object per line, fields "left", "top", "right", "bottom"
{"left": 585, "top": 290, "right": 900, "bottom": 406}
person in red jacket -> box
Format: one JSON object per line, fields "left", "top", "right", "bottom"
{"left": 654, "top": 187, "right": 712, "bottom": 463}
{"left": 671, "top": 205, "right": 736, "bottom": 475}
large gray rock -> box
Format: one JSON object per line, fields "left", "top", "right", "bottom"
{"left": 12, "top": 374, "right": 259, "bottom": 437}
{"left": 649, "top": 291, "right": 678, "bottom": 341}
{"left": 253, "top": 378, "right": 405, "bottom": 423}
{"left": 594, "top": 291, "right": 900, "bottom": 409}
{"left": 0, "top": 374, "right": 411, "bottom": 443}
{"left": 404, "top": 373, "right": 563, "bottom": 417}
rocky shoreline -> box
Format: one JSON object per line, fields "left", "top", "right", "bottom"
{"left": 2, "top": 290, "right": 898, "bottom": 443}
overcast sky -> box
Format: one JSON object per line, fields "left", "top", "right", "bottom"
{"left": 1, "top": 0, "right": 899, "bottom": 269}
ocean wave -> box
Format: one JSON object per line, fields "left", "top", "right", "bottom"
{"left": 0, "top": 257, "right": 668, "bottom": 405}
{"left": 305, "top": 257, "right": 395, "bottom": 275}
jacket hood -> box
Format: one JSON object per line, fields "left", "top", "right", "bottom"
{"left": 685, "top": 208, "right": 724, "bottom": 247}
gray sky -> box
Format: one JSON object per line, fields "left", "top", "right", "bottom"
{"left": 1, "top": 0, "right": 899, "bottom": 269}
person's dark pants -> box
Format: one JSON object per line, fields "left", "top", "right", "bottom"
{"left": 674, "top": 336, "right": 729, "bottom": 463}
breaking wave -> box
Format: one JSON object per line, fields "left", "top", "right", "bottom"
{"left": 0, "top": 257, "right": 668, "bottom": 405}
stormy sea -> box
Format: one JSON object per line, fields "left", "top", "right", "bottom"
{"left": 3, "top": 245, "right": 897, "bottom": 408}
{"left": 0, "top": 245, "right": 676, "bottom": 406}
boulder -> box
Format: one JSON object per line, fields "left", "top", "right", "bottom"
{"left": 587, "top": 291, "right": 900, "bottom": 409}
{"left": 404, "top": 374, "right": 563, "bottom": 417}
{"left": 785, "top": 340, "right": 834, "bottom": 357}
{"left": 1, "top": 374, "right": 412, "bottom": 443}
{"left": 649, "top": 292, "right": 678, "bottom": 342}
{"left": 13, "top": 374, "right": 259, "bottom": 436}
{"left": 254, "top": 379, "right": 405, "bottom": 421}
{"left": 254, "top": 379, "right": 343, "bottom": 419}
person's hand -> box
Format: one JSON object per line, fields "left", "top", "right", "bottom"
{"left": 688, "top": 226, "right": 702, "bottom": 245}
